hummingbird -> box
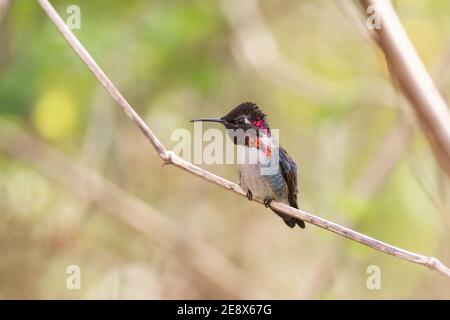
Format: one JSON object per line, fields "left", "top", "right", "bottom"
{"left": 191, "top": 102, "right": 305, "bottom": 229}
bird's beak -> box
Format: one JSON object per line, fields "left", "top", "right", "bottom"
{"left": 190, "top": 118, "right": 225, "bottom": 124}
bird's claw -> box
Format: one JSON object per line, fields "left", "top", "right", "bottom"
{"left": 246, "top": 190, "right": 253, "bottom": 201}
{"left": 263, "top": 199, "right": 272, "bottom": 208}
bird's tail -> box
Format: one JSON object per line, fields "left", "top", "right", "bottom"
{"left": 271, "top": 208, "right": 305, "bottom": 229}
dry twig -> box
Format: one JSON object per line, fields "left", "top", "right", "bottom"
{"left": 36, "top": 0, "right": 450, "bottom": 279}
{"left": 360, "top": 0, "right": 450, "bottom": 179}
{"left": 0, "top": 0, "right": 11, "bottom": 26}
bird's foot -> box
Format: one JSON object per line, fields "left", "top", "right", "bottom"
{"left": 263, "top": 199, "right": 272, "bottom": 208}
{"left": 246, "top": 190, "right": 253, "bottom": 201}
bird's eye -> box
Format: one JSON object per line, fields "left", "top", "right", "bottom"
{"left": 236, "top": 117, "right": 249, "bottom": 125}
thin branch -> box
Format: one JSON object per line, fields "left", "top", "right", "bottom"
{"left": 36, "top": 0, "right": 450, "bottom": 279}
{"left": 36, "top": 0, "right": 166, "bottom": 159}
{"left": 342, "top": 1, "right": 450, "bottom": 206}
{"left": 349, "top": 41, "right": 450, "bottom": 200}
{"left": 0, "top": 0, "right": 11, "bottom": 26}
{"left": 0, "top": 0, "right": 11, "bottom": 69}
{"left": 360, "top": 0, "right": 450, "bottom": 179}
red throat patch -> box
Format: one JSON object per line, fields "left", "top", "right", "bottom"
{"left": 248, "top": 136, "right": 272, "bottom": 157}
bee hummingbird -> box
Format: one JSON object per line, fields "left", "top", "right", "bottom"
{"left": 191, "top": 102, "right": 305, "bottom": 229}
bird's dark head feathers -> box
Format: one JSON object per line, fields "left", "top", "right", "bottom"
{"left": 222, "top": 102, "right": 265, "bottom": 121}
{"left": 221, "top": 102, "right": 269, "bottom": 130}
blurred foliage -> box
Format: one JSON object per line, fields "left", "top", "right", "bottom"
{"left": 32, "top": 88, "right": 79, "bottom": 141}
{"left": 1, "top": 0, "right": 450, "bottom": 299}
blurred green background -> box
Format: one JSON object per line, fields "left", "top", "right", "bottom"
{"left": 1, "top": 0, "right": 450, "bottom": 299}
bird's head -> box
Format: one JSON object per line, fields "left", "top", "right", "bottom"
{"left": 191, "top": 102, "right": 270, "bottom": 134}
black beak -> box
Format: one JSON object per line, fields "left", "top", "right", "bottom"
{"left": 190, "top": 118, "right": 225, "bottom": 124}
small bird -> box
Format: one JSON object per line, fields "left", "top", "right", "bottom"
{"left": 191, "top": 102, "right": 305, "bottom": 229}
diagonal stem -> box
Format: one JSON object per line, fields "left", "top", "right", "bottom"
{"left": 360, "top": 0, "right": 450, "bottom": 178}
{"left": 36, "top": 0, "right": 450, "bottom": 279}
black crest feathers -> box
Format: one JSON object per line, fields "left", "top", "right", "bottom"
{"left": 222, "top": 102, "right": 267, "bottom": 122}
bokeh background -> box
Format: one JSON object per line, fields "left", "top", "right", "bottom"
{"left": 1, "top": 0, "right": 450, "bottom": 299}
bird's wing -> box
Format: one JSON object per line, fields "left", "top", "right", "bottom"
{"left": 279, "top": 147, "right": 299, "bottom": 208}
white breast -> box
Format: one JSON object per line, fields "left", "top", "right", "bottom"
{"left": 237, "top": 147, "right": 278, "bottom": 200}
